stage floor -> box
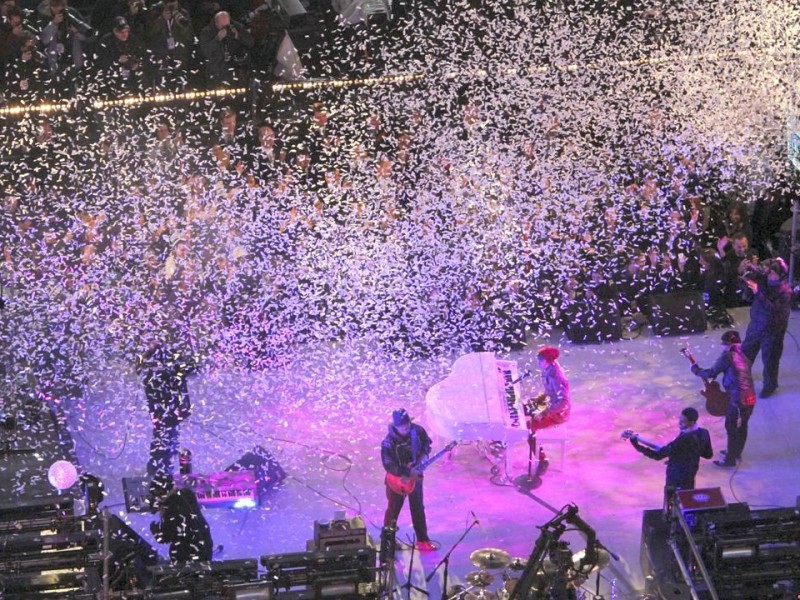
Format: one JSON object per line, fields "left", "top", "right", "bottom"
{"left": 63, "top": 306, "right": 800, "bottom": 599}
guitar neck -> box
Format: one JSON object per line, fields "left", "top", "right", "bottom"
{"left": 418, "top": 442, "right": 457, "bottom": 473}
{"left": 623, "top": 431, "right": 661, "bottom": 451}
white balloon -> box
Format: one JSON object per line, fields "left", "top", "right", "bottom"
{"left": 48, "top": 460, "right": 78, "bottom": 490}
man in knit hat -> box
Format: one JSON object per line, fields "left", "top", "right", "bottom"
{"left": 381, "top": 408, "right": 435, "bottom": 551}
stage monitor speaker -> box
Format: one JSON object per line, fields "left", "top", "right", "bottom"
{"left": 226, "top": 446, "right": 286, "bottom": 502}
{"left": 564, "top": 299, "right": 622, "bottom": 344}
{"left": 648, "top": 291, "right": 707, "bottom": 336}
{"left": 123, "top": 476, "right": 157, "bottom": 513}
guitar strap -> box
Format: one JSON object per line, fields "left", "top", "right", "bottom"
{"left": 410, "top": 427, "right": 418, "bottom": 464}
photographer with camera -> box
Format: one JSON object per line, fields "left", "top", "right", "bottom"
{"left": 146, "top": 0, "right": 194, "bottom": 90}
{"left": 199, "top": 9, "right": 252, "bottom": 86}
{"left": 93, "top": 15, "right": 145, "bottom": 93}
{"left": 37, "top": 0, "right": 92, "bottom": 89}
{"left": 740, "top": 257, "right": 792, "bottom": 398}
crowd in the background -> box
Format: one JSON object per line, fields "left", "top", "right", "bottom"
{"left": 1, "top": 0, "right": 799, "bottom": 403}
{"left": 0, "top": 0, "right": 302, "bottom": 102}
{"left": 1, "top": 86, "right": 796, "bottom": 380}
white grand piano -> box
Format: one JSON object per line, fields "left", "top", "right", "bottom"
{"left": 425, "top": 352, "right": 530, "bottom": 444}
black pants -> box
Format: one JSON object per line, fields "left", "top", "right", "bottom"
{"left": 384, "top": 479, "right": 429, "bottom": 543}
{"left": 742, "top": 325, "right": 786, "bottom": 392}
{"left": 725, "top": 403, "right": 753, "bottom": 462}
{"left": 147, "top": 423, "right": 180, "bottom": 477}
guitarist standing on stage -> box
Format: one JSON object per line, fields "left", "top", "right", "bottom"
{"left": 627, "top": 407, "right": 713, "bottom": 493}
{"left": 690, "top": 330, "right": 756, "bottom": 468}
{"left": 381, "top": 408, "right": 435, "bottom": 552}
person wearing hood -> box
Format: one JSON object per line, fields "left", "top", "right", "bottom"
{"left": 380, "top": 408, "right": 435, "bottom": 552}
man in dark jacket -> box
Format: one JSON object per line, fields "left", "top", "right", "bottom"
{"left": 198, "top": 9, "right": 252, "bottom": 86}
{"left": 628, "top": 407, "right": 713, "bottom": 493}
{"left": 381, "top": 408, "right": 434, "bottom": 551}
{"left": 691, "top": 330, "right": 756, "bottom": 467}
{"left": 741, "top": 257, "right": 792, "bottom": 398}
{"left": 93, "top": 15, "right": 145, "bottom": 92}
{"left": 149, "top": 472, "right": 213, "bottom": 563}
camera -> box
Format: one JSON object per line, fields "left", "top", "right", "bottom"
{"left": 741, "top": 265, "right": 766, "bottom": 282}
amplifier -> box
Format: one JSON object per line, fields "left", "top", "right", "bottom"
{"left": 261, "top": 545, "right": 377, "bottom": 592}
{"left": 313, "top": 516, "right": 368, "bottom": 551}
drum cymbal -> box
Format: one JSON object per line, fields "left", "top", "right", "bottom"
{"left": 464, "top": 592, "right": 498, "bottom": 600}
{"left": 508, "top": 557, "right": 528, "bottom": 571}
{"left": 469, "top": 548, "right": 512, "bottom": 569}
{"left": 465, "top": 570, "right": 494, "bottom": 587}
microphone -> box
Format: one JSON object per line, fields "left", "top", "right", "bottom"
{"left": 510, "top": 370, "right": 533, "bottom": 385}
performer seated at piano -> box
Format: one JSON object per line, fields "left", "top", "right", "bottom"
{"left": 526, "top": 346, "right": 571, "bottom": 432}
{"left": 381, "top": 408, "right": 435, "bottom": 552}
{"left": 149, "top": 472, "right": 213, "bottom": 563}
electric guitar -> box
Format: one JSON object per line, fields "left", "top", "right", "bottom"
{"left": 385, "top": 441, "right": 457, "bottom": 496}
{"left": 680, "top": 348, "right": 729, "bottom": 417}
{"left": 621, "top": 429, "right": 661, "bottom": 451}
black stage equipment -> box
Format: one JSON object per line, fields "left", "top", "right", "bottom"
{"left": 261, "top": 545, "right": 378, "bottom": 599}
{"left": 641, "top": 491, "right": 800, "bottom": 600}
{"left": 148, "top": 559, "right": 261, "bottom": 598}
{"left": 648, "top": 291, "right": 707, "bottom": 336}
{"left": 564, "top": 298, "right": 623, "bottom": 343}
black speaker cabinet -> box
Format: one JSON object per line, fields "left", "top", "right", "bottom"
{"left": 648, "top": 291, "right": 707, "bottom": 336}
{"left": 564, "top": 298, "right": 622, "bottom": 344}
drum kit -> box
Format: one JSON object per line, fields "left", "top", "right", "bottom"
{"left": 447, "top": 548, "right": 526, "bottom": 600}
{"left": 448, "top": 545, "right": 610, "bottom": 599}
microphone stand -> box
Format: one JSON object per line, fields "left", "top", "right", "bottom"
{"left": 426, "top": 518, "right": 480, "bottom": 600}
{"left": 400, "top": 535, "right": 428, "bottom": 599}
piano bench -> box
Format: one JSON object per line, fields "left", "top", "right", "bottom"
{"left": 533, "top": 424, "right": 567, "bottom": 472}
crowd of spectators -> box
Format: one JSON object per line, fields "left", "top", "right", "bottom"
{"left": 1, "top": 79, "right": 796, "bottom": 375}
{"left": 1, "top": 0, "right": 798, "bottom": 383}
{"left": 0, "top": 0, "right": 296, "bottom": 102}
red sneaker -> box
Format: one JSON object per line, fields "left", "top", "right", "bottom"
{"left": 416, "top": 541, "right": 436, "bottom": 552}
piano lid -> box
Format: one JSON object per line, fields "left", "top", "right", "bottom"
{"left": 425, "top": 352, "right": 528, "bottom": 443}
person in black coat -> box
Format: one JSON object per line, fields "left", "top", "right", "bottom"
{"left": 740, "top": 257, "right": 792, "bottom": 398}
{"left": 381, "top": 408, "right": 434, "bottom": 551}
{"left": 691, "top": 330, "right": 756, "bottom": 467}
{"left": 198, "top": 9, "right": 252, "bottom": 86}
{"left": 137, "top": 340, "right": 197, "bottom": 476}
{"left": 149, "top": 473, "right": 213, "bottom": 563}
{"left": 93, "top": 16, "right": 145, "bottom": 92}
{"left": 628, "top": 406, "right": 713, "bottom": 493}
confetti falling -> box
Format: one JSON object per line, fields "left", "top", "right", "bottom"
{"left": 1, "top": 0, "right": 798, "bottom": 476}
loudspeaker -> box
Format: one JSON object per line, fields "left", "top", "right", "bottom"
{"left": 564, "top": 299, "right": 622, "bottom": 344}
{"left": 648, "top": 291, "right": 707, "bottom": 336}
{"left": 225, "top": 446, "right": 286, "bottom": 502}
